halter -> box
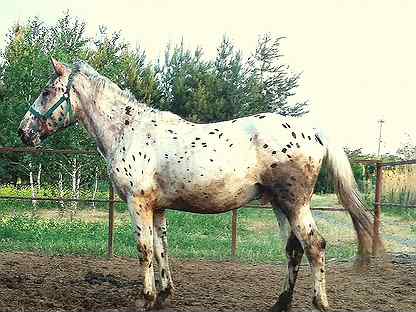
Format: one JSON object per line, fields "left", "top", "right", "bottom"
{"left": 29, "top": 77, "right": 74, "bottom": 124}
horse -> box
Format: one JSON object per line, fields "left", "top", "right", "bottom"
{"left": 18, "top": 58, "right": 380, "bottom": 312}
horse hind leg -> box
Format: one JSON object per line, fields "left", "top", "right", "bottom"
{"left": 290, "top": 204, "right": 329, "bottom": 311}
{"left": 273, "top": 207, "right": 290, "bottom": 244}
{"left": 272, "top": 197, "right": 328, "bottom": 312}
{"left": 271, "top": 221, "right": 304, "bottom": 312}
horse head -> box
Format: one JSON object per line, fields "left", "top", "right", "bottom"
{"left": 18, "top": 58, "right": 78, "bottom": 146}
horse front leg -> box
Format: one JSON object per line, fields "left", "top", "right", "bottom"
{"left": 128, "top": 196, "right": 156, "bottom": 310}
{"left": 153, "top": 210, "right": 174, "bottom": 307}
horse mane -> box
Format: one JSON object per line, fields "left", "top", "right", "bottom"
{"left": 72, "top": 61, "right": 150, "bottom": 110}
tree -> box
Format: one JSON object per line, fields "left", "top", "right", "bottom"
{"left": 397, "top": 134, "right": 416, "bottom": 160}
{"left": 247, "top": 33, "right": 308, "bottom": 116}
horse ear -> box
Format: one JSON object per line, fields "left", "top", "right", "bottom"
{"left": 51, "top": 57, "right": 67, "bottom": 76}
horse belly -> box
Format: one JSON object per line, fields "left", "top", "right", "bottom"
{"left": 165, "top": 179, "right": 260, "bottom": 214}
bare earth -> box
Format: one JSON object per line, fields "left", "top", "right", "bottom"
{"left": 0, "top": 252, "right": 415, "bottom": 312}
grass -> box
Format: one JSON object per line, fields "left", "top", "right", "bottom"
{"left": 0, "top": 194, "right": 360, "bottom": 264}
{"left": 0, "top": 187, "right": 414, "bottom": 263}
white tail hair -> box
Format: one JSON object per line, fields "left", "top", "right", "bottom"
{"left": 319, "top": 130, "right": 383, "bottom": 265}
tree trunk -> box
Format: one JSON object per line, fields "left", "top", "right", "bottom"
{"left": 29, "top": 161, "right": 37, "bottom": 212}
{"left": 92, "top": 167, "right": 98, "bottom": 211}
{"left": 58, "top": 170, "right": 64, "bottom": 215}
{"left": 36, "top": 163, "right": 42, "bottom": 192}
{"left": 76, "top": 167, "right": 81, "bottom": 205}
{"left": 70, "top": 157, "right": 78, "bottom": 221}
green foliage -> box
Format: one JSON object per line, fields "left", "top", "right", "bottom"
{"left": 1, "top": 13, "right": 307, "bottom": 185}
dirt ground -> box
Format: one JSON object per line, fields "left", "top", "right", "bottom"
{"left": 0, "top": 252, "right": 415, "bottom": 312}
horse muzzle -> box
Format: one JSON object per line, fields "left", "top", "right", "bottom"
{"left": 18, "top": 127, "right": 42, "bottom": 147}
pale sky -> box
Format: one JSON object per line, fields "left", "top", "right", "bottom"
{"left": 1, "top": 0, "right": 415, "bottom": 155}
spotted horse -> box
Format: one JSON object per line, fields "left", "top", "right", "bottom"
{"left": 18, "top": 59, "right": 382, "bottom": 312}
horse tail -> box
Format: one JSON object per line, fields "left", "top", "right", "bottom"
{"left": 319, "top": 131, "right": 383, "bottom": 266}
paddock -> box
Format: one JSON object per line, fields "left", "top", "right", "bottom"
{"left": 0, "top": 150, "right": 416, "bottom": 312}
{"left": 0, "top": 252, "right": 415, "bottom": 312}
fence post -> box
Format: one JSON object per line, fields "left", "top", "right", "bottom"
{"left": 231, "top": 209, "right": 238, "bottom": 257}
{"left": 108, "top": 183, "right": 115, "bottom": 258}
{"left": 373, "top": 162, "right": 383, "bottom": 256}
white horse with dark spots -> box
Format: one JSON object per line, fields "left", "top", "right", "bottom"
{"left": 18, "top": 59, "right": 382, "bottom": 312}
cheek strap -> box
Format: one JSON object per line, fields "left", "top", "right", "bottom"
{"left": 29, "top": 80, "right": 75, "bottom": 124}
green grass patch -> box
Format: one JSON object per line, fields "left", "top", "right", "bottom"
{"left": 1, "top": 191, "right": 407, "bottom": 263}
{"left": 0, "top": 206, "right": 360, "bottom": 263}
{"left": 381, "top": 205, "right": 416, "bottom": 221}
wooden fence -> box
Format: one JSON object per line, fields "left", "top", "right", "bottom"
{"left": 0, "top": 147, "right": 414, "bottom": 258}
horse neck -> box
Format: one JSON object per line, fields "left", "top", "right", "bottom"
{"left": 75, "top": 76, "right": 149, "bottom": 159}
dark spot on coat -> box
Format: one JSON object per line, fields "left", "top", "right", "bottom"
{"left": 272, "top": 150, "right": 277, "bottom": 154}
{"left": 263, "top": 144, "right": 268, "bottom": 148}
{"left": 282, "top": 124, "right": 287, "bottom": 128}
{"left": 141, "top": 189, "right": 145, "bottom": 196}
{"left": 291, "top": 132, "right": 296, "bottom": 139}
{"left": 315, "top": 134, "right": 324, "bottom": 146}
{"left": 282, "top": 148, "right": 287, "bottom": 153}
{"left": 125, "top": 120, "right": 129, "bottom": 125}
{"left": 132, "top": 155, "right": 136, "bottom": 161}
{"left": 209, "top": 131, "right": 215, "bottom": 134}
{"left": 259, "top": 115, "right": 266, "bottom": 119}
{"left": 296, "top": 143, "right": 300, "bottom": 148}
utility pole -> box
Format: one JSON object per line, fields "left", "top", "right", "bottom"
{"left": 377, "top": 119, "right": 385, "bottom": 157}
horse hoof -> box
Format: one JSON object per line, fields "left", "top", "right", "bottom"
{"left": 312, "top": 296, "right": 329, "bottom": 312}
{"left": 271, "top": 302, "right": 291, "bottom": 312}
{"left": 140, "top": 291, "right": 157, "bottom": 311}
{"left": 156, "top": 285, "right": 174, "bottom": 306}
